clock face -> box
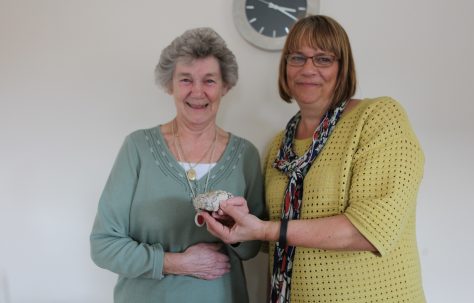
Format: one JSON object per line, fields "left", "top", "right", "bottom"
{"left": 245, "top": 0, "right": 308, "bottom": 38}
{"left": 233, "top": 0, "right": 320, "bottom": 51}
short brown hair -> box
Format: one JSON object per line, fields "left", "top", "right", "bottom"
{"left": 278, "top": 15, "right": 357, "bottom": 108}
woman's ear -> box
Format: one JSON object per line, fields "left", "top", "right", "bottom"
{"left": 221, "top": 85, "right": 230, "bottom": 97}
{"left": 166, "top": 84, "right": 173, "bottom": 95}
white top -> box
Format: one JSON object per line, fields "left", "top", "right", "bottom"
{"left": 178, "top": 162, "right": 217, "bottom": 180}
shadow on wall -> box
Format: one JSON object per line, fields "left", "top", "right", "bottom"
{"left": 0, "top": 269, "right": 10, "bottom": 303}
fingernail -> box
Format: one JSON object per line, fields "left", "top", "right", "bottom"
{"left": 196, "top": 215, "right": 204, "bottom": 226}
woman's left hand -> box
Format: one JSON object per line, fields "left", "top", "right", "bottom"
{"left": 164, "top": 243, "right": 230, "bottom": 280}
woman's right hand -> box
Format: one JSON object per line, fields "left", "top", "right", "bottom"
{"left": 208, "top": 196, "right": 251, "bottom": 227}
{"left": 202, "top": 197, "right": 267, "bottom": 244}
{"left": 163, "top": 243, "right": 230, "bottom": 280}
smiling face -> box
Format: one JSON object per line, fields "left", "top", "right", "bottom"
{"left": 286, "top": 45, "right": 339, "bottom": 111}
{"left": 170, "top": 56, "right": 229, "bottom": 127}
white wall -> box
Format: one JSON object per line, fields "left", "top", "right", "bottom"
{"left": 0, "top": 0, "right": 472, "bottom": 302}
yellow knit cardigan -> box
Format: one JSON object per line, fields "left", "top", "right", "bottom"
{"left": 264, "top": 97, "right": 425, "bottom": 302}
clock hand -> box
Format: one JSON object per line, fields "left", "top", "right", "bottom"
{"left": 269, "top": 3, "right": 297, "bottom": 13}
{"left": 270, "top": 4, "right": 298, "bottom": 21}
{"left": 279, "top": 7, "right": 297, "bottom": 13}
{"left": 256, "top": 0, "right": 272, "bottom": 5}
{"left": 256, "top": 0, "right": 297, "bottom": 12}
{"left": 255, "top": 0, "right": 298, "bottom": 21}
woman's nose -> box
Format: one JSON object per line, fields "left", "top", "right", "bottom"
{"left": 191, "top": 83, "right": 204, "bottom": 97}
{"left": 301, "top": 60, "right": 318, "bottom": 75}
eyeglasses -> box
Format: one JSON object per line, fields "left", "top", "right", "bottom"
{"left": 286, "top": 53, "right": 337, "bottom": 67}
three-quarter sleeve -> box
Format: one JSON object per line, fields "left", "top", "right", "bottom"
{"left": 90, "top": 135, "right": 165, "bottom": 279}
{"left": 344, "top": 99, "right": 424, "bottom": 256}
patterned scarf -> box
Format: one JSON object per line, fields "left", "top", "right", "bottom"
{"left": 270, "top": 101, "right": 347, "bottom": 303}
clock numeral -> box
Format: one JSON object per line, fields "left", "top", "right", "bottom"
{"left": 259, "top": 27, "right": 265, "bottom": 34}
{"left": 298, "top": 7, "right": 306, "bottom": 11}
{"left": 246, "top": 5, "right": 255, "bottom": 10}
{"left": 249, "top": 18, "right": 257, "bottom": 24}
{"left": 285, "top": 27, "right": 289, "bottom": 34}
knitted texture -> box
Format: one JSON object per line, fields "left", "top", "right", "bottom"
{"left": 264, "top": 97, "right": 425, "bottom": 302}
{"left": 90, "top": 127, "right": 264, "bottom": 303}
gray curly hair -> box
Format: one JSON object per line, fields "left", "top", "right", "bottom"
{"left": 155, "top": 27, "right": 238, "bottom": 92}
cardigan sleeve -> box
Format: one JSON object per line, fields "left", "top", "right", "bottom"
{"left": 90, "top": 134, "right": 165, "bottom": 280}
{"left": 260, "top": 132, "right": 284, "bottom": 254}
{"left": 228, "top": 141, "right": 265, "bottom": 260}
{"left": 344, "top": 98, "right": 425, "bottom": 256}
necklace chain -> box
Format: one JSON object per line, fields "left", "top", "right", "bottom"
{"left": 175, "top": 124, "right": 216, "bottom": 181}
{"left": 172, "top": 120, "right": 217, "bottom": 198}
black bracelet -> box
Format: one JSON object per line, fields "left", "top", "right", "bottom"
{"left": 279, "top": 218, "right": 288, "bottom": 247}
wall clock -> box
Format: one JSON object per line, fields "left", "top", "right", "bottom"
{"left": 233, "top": 0, "right": 320, "bottom": 51}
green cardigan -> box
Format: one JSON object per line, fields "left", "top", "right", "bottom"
{"left": 90, "top": 126, "right": 264, "bottom": 303}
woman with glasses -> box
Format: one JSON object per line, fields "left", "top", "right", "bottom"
{"left": 202, "top": 15, "right": 426, "bottom": 302}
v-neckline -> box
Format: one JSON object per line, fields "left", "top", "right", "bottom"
{"left": 154, "top": 126, "right": 235, "bottom": 185}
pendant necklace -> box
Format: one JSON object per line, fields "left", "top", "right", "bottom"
{"left": 181, "top": 141, "right": 214, "bottom": 181}
{"left": 172, "top": 120, "right": 217, "bottom": 181}
{"left": 172, "top": 120, "right": 217, "bottom": 197}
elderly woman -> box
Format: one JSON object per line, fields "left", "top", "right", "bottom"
{"left": 90, "top": 28, "right": 264, "bottom": 303}
{"left": 203, "top": 15, "right": 426, "bottom": 302}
